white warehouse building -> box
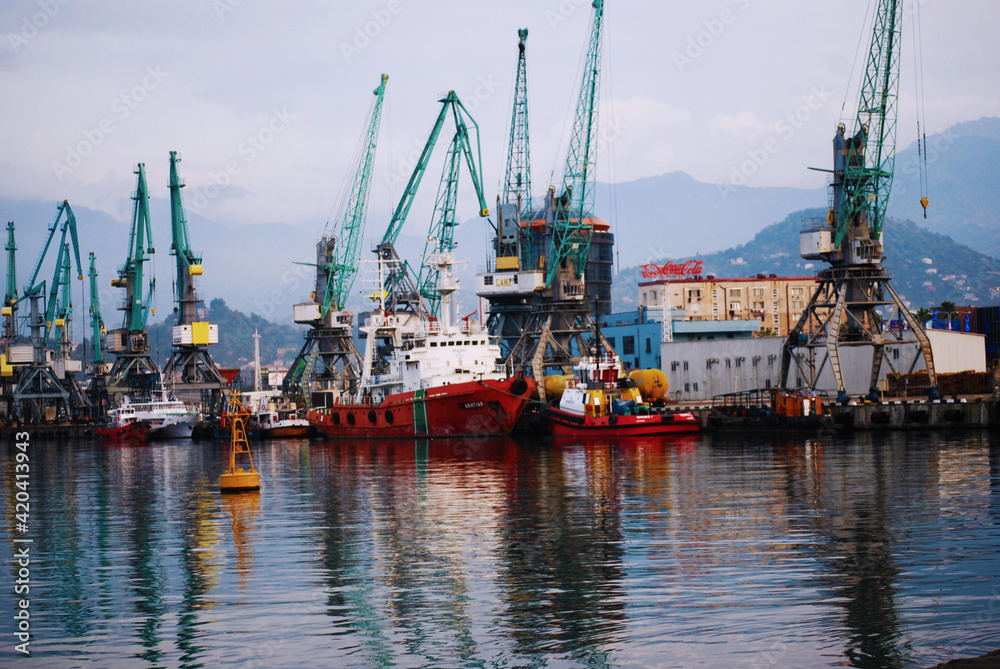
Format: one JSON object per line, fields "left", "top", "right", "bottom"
{"left": 662, "top": 329, "right": 986, "bottom": 402}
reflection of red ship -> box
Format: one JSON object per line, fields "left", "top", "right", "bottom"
{"left": 309, "top": 377, "right": 535, "bottom": 439}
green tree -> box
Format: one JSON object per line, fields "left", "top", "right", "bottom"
{"left": 913, "top": 307, "right": 931, "bottom": 324}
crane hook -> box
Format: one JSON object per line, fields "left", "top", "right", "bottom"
{"left": 920, "top": 196, "right": 929, "bottom": 219}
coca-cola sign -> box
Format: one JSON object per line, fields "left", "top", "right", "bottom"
{"left": 640, "top": 259, "right": 704, "bottom": 279}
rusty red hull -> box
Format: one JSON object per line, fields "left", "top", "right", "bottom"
{"left": 307, "top": 377, "right": 535, "bottom": 439}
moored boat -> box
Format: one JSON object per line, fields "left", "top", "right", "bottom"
{"left": 309, "top": 376, "right": 534, "bottom": 438}
{"left": 257, "top": 407, "right": 310, "bottom": 438}
{"left": 98, "top": 404, "right": 150, "bottom": 443}
{"left": 544, "top": 354, "right": 700, "bottom": 437}
{"left": 125, "top": 393, "right": 199, "bottom": 439}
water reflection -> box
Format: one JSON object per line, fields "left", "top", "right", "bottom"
{"left": 0, "top": 431, "right": 998, "bottom": 667}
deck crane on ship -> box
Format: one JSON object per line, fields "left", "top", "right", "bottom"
{"left": 477, "top": 2, "right": 616, "bottom": 401}
{"left": 107, "top": 164, "right": 159, "bottom": 399}
{"left": 375, "top": 90, "right": 490, "bottom": 322}
{"left": 283, "top": 75, "right": 388, "bottom": 408}
{"left": 780, "top": 0, "right": 939, "bottom": 401}
{"left": 361, "top": 90, "right": 490, "bottom": 386}
{"left": 162, "top": 151, "right": 228, "bottom": 414}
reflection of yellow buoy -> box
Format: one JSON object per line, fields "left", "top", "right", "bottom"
{"left": 220, "top": 393, "right": 260, "bottom": 493}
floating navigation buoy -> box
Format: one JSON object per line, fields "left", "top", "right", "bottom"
{"left": 220, "top": 393, "right": 260, "bottom": 493}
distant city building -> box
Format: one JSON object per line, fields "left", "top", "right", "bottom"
{"left": 637, "top": 269, "right": 819, "bottom": 337}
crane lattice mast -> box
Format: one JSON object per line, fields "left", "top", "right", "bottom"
{"left": 107, "top": 164, "right": 159, "bottom": 398}
{"left": 782, "top": 0, "right": 938, "bottom": 401}
{"left": 546, "top": 0, "right": 603, "bottom": 289}
{"left": 283, "top": 75, "right": 389, "bottom": 405}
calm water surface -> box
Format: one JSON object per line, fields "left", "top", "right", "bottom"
{"left": 1, "top": 431, "right": 998, "bottom": 668}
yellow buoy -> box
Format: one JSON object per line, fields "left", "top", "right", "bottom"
{"left": 220, "top": 393, "right": 260, "bottom": 493}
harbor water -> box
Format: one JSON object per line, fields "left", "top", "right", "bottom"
{"left": 2, "top": 431, "right": 998, "bottom": 668}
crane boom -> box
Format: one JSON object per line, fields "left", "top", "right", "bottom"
{"left": 88, "top": 252, "right": 105, "bottom": 365}
{"left": 4, "top": 222, "right": 16, "bottom": 310}
{"left": 377, "top": 91, "right": 488, "bottom": 315}
{"left": 323, "top": 74, "right": 388, "bottom": 316}
{"left": 498, "top": 28, "right": 533, "bottom": 268}
{"left": 546, "top": 0, "right": 604, "bottom": 288}
{"left": 834, "top": 0, "right": 901, "bottom": 251}
{"left": 117, "top": 164, "right": 155, "bottom": 332}
{"left": 169, "top": 150, "right": 203, "bottom": 326}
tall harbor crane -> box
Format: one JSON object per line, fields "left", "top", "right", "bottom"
{"left": 478, "top": 3, "right": 615, "bottom": 400}
{"left": 107, "top": 164, "right": 159, "bottom": 397}
{"left": 1, "top": 222, "right": 17, "bottom": 406}
{"left": 162, "top": 151, "right": 228, "bottom": 413}
{"left": 3, "top": 222, "right": 17, "bottom": 341}
{"left": 376, "top": 90, "right": 489, "bottom": 320}
{"left": 10, "top": 201, "right": 85, "bottom": 419}
{"left": 88, "top": 252, "right": 109, "bottom": 414}
{"left": 284, "top": 75, "right": 388, "bottom": 406}
{"left": 781, "top": 0, "right": 938, "bottom": 401}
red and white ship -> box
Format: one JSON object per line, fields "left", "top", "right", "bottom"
{"left": 307, "top": 255, "right": 535, "bottom": 439}
{"left": 98, "top": 403, "right": 150, "bottom": 443}
{"left": 545, "top": 354, "right": 699, "bottom": 437}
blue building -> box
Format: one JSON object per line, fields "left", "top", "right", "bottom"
{"left": 599, "top": 308, "right": 760, "bottom": 371}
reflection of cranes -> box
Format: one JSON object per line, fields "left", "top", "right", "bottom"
{"left": 782, "top": 0, "right": 938, "bottom": 401}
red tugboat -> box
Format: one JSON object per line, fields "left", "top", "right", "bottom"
{"left": 545, "top": 354, "right": 699, "bottom": 437}
{"left": 97, "top": 403, "right": 150, "bottom": 443}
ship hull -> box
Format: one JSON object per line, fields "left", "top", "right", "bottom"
{"left": 97, "top": 423, "right": 149, "bottom": 443}
{"left": 146, "top": 416, "right": 197, "bottom": 440}
{"left": 261, "top": 423, "right": 310, "bottom": 439}
{"left": 308, "top": 377, "right": 535, "bottom": 439}
{"left": 546, "top": 407, "right": 700, "bottom": 437}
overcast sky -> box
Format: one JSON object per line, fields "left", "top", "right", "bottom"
{"left": 1, "top": 0, "right": 997, "bottom": 238}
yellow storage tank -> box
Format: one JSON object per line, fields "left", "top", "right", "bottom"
{"left": 543, "top": 374, "right": 575, "bottom": 401}
{"left": 628, "top": 368, "right": 669, "bottom": 402}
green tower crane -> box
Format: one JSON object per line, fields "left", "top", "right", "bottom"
{"left": 546, "top": 0, "right": 603, "bottom": 290}
{"left": 782, "top": 0, "right": 938, "bottom": 401}
{"left": 3, "top": 222, "right": 17, "bottom": 342}
{"left": 11, "top": 200, "right": 85, "bottom": 421}
{"left": 285, "top": 74, "right": 388, "bottom": 405}
{"left": 87, "top": 252, "right": 109, "bottom": 415}
{"left": 496, "top": 28, "right": 533, "bottom": 270}
{"left": 107, "top": 163, "right": 159, "bottom": 397}
{"left": 162, "top": 151, "right": 228, "bottom": 413}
